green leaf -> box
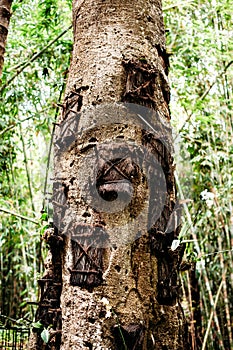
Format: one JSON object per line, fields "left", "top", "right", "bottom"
{"left": 41, "top": 329, "right": 50, "bottom": 344}
{"left": 32, "top": 321, "right": 44, "bottom": 329}
{"left": 40, "top": 212, "right": 48, "bottom": 221}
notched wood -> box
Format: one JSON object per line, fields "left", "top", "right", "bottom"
{"left": 96, "top": 156, "right": 139, "bottom": 202}
{"left": 150, "top": 228, "right": 185, "bottom": 306}
{"left": 122, "top": 56, "right": 170, "bottom": 112}
{"left": 69, "top": 224, "right": 108, "bottom": 289}
{"left": 122, "top": 59, "right": 158, "bottom": 110}
{"left": 62, "top": 85, "right": 89, "bottom": 121}
{"left": 155, "top": 44, "right": 170, "bottom": 76}
{"left": 35, "top": 226, "right": 63, "bottom": 350}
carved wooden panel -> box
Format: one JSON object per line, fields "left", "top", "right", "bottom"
{"left": 69, "top": 224, "right": 108, "bottom": 288}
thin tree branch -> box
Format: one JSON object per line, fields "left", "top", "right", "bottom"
{"left": 0, "top": 116, "right": 35, "bottom": 136}
{"left": 0, "top": 24, "right": 72, "bottom": 93}
{"left": 199, "top": 60, "right": 233, "bottom": 101}
{"left": 0, "top": 107, "right": 54, "bottom": 136}
{"left": 0, "top": 207, "right": 39, "bottom": 224}
{"left": 178, "top": 60, "right": 233, "bottom": 134}
{"left": 201, "top": 248, "right": 233, "bottom": 258}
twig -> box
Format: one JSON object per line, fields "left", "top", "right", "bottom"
{"left": 178, "top": 60, "right": 233, "bottom": 134}
{"left": 199, "top": 60, "right": 233, "bottom": 102}
{"left": 0, "top": 25, "right": 72, "bottom": 93}
{"left": 0, "top": 207, "right": 38, "bottom": 224}
{"left": 201, "top": 248, "right": 233, "bottom": 258}
{"left": 0, "top": 107, "right": 53, "bottom": 136}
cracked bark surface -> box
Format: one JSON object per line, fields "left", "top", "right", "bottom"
{"left": 33, "top": 1, "right": 190, "bottom": 349}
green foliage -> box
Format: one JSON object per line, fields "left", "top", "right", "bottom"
{"left": 0, "top": 0, "right": 232, "bottom": 349}
{"left": 164, "top": 0, "right": 233, "bottom": 348}
{"left": 41, "top": 328, "right": 50, "bottom": 344}
{"left": 32, "top": 320, "right": 51, "bottom": 344}
{"left": 0, "top": 0, "right": 72, "bottom": 321}
{"left": 31, "top": 320, "right": 44, "bottom": 331}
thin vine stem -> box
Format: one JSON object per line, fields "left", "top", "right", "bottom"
{"left": 19, "top": 123, "right": 35, "bottom": 213}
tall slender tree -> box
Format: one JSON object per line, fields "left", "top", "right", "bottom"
{"left": 0, "top": 0, "right": 12, "bottom": 78}
{"left": 32, "top": 1, "right": 189, "bottom": 349}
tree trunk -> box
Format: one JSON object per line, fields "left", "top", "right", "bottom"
{"left": 0, "top": 0, "right": 12, "bottom": 79}
{"left": 35, "top": 1, "right": 189, "bottom": 349}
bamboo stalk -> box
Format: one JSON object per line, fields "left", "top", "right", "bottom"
{"left": 218, "top": 237, "right": 233, "bottom": 348}
{"left": 186, "top": 271, "right": 196, "bottom": 350}
{"left": 175, "top": 172, "right": 224, "bottom": 348}
{"left": 199, "top": 283, "right": 214, "bottom": 349}
{"left": 213, "top": 188, "right": 233, "bottom": 348}
{"left": 19, "top": 123, "right": 35, "bottom": 213}
{"left": 0, "top": 207, "right": 38, "bottom": 224}
{"left": 201, "top": 279, "right": 224, "bottom": 350}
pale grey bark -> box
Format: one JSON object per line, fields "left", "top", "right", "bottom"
{"left": 37, "top": 1, "right": 189, "bottom": 349}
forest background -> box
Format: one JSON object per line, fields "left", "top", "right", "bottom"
{"left": 0, "top": 0, "right": 232, "bottom": 349}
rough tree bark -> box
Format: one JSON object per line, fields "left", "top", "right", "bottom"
{"left": 32, "top": 1, "right": 189, "bottom": 349}
{"left": 0, "top": 0, "right": 12, "bottom": 79}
